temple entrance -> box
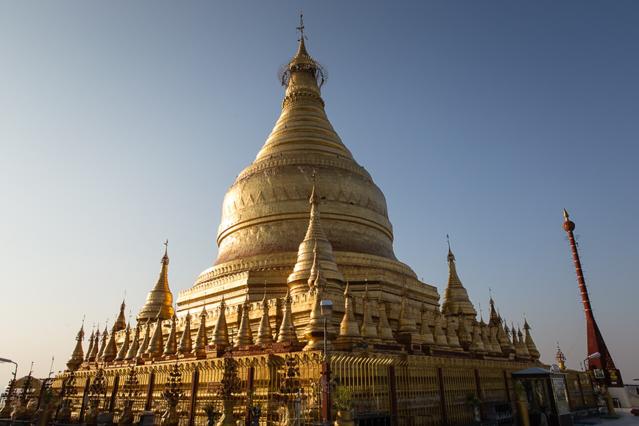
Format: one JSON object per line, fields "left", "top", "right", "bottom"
{"left": 512, "top": 367, "right": 573, "bottom": 426}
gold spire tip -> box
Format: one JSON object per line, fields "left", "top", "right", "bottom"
{"left": 296, "top": 12, "right": 305, "bottom": 42}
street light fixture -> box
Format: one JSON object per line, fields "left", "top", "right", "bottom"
{"left": 582, "top": 352, "right": 601, "bottom": 371}
{"left": 0, "top": 358, "right": 18, "bottom": 382}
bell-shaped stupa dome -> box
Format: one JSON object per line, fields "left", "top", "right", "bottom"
{"left": 215, "top": 35, "right": 396, "bottom": 265}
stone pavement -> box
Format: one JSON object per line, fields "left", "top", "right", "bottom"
{"left": 574, "top": 409, "right": 639, "bottom": 425}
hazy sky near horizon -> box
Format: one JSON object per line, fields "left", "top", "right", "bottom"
{"left": 1, "top": 1, "right": 638, "bottom": 386}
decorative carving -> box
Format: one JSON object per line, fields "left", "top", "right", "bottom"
{"left": 160, "top": 363, "right": 183, "bottom": 426}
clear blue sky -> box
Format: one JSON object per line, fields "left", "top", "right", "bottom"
{"left": 1, "top": 1, "right": 637, "bottom": 386}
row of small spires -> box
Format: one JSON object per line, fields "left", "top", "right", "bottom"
{"left": 66, "top": 282, "right": 540, "bottom": 371}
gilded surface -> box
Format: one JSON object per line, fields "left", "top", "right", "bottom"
{"left": 175, "top": 32, "right": 435, "bottom": 317}
{"left": 42, "top": 24, "right": 583, "bottom": 426}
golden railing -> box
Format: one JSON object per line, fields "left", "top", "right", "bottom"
{"left": 51, "top": 352, "right": 596, "bottom": 426}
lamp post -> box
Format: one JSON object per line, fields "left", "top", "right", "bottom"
{"left": 583, "top": 352, "right": 601, "bottom": 372}
{"left": 320, "top": 299, "right": 333, "bottom": 426}
{"left": 583, "top": 352, "right": 616, "bottom": 415}
{"left": 0, "top": 358, "right": 18, "bottom": 382}
{"left": 0, "top": 358, "right": 18, "bottom": 415}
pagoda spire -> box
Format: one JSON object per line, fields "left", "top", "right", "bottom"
{"left": 125, "top": 322, "right": 141, "bottom": 360}
{"left": 556, "top": 343, "right": 567, "bottom": 371}
{"left": 469, "top": 321, "right": 486, "bottom": 353}
{"left": 304, "top": 284, "right": 326, "bottom": 351}
{"left": 193, "top": 305, "right": 209, "bottom": 358}
{"left": 432, "top": 312, "right": 448, "bottom": 347}
{"left": 441, "top": 237, "right": 477, "bottom": 317}
{"left": 336, "top": 282, "right": 362, "bottom": 348}
{"left": 256, "top": 291, "right": 274, "bottom": 347}
{"left": 456, "top": 310, "right": 472, "bottom": 350}
{"left": 445, "top": 315, "right": 461, "bottom": 349}
{"left": 115, "top": 324, "right": 131, "bottom": 361}
{"left": 360, "top": 283, "right": 379, "bottom": 343}
{"left": 114, "top": 299, "right": 127, "bottom": 332}
{"left": 398, "top": 287, "right": 417, "bottom": 334}
{"left": 510, "top": 323, "right": 519, "bottom": 347}
{"left": 287, "top": 174, "right": 344, "bottom": 297}
{"left": 488, "top": 295, "right": 500, "bottom": 327}
{"left": 164, "top": 314, "right": 178, "bottom": 356}
{"left": 253, "top": 15, "right": 352, "bottom": 165}
{"left": 138, "top": 241, "right": 175, "bottom": 323}
{"left": 84, "top": 327, "right": 95, "bottom": 362}
{"left": 419, "top": 308, "right": 435, "bottom": 345}
{"left": 66, "top": 321, "right": 85, "bottom": 371}
{"left": 516, "top": 328, "right": 531, "bottom": 359}
{"left": 303, "top": 267, "right": 337, "bottom": 351}
{"left": 235, "top": 296, "right": 254, "bottom": 347}
{"left": 562, "top": 209, "right": 620, "bottom": 384}
{"left": 276, "top": 290, "right": 298, "bottom": 344}
{"left": 377, "top": 299, "right": 396, "bottom": 344}
{"left": 178, "top": 312, "right": 193, "bottom": 354}
{"left": 88, "top": 328, "right": 100, "bottom": 362}
{"left": 488, "top": 323, "right": 502, "bottom": 355}
{"left": 523, "top": 319, "right": 540, "bottom": 361}
{"left": 212, "top": 298, "right": 230, "bottom": 349}
{"left": 480, "top": 318, "right": 492, "bottom": 354}
{"left": 497, "top": 314, "right": 515, "bottom": 356}
{"left": 146, "top": 315, "right": 164, "bottom": 357}
{"left": 97, "top": 324, "right": 109, "bottom": 360}
{"left": 136, "top": 320, "right": 151, "bottom": 358}
{"left": 307, "top": 242, "right": 319, "bottom": 292}
{"left": 102, "top": 324, "right": 118, "bottom": 362}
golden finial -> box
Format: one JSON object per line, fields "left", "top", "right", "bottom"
{"left": 296, "top": 12, "right": 305, "bottom": 42}
{"left": 309, "top": 169, "right": 319, "bottom": 206}
{"left": 556, "top": 342, "right": 567, "bottom": 370}
{"left": 563, "top": 208, "right": 569, "bottom": 220}
{"left": 162, "top": 239, "right": 169, "bottom": 263}
{"left": 446, "top": 234, "right": 455, "bottom": 262}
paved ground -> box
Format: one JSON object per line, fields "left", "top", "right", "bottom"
{"left": 574, "top": 409, "right": 639, "bottom": 425}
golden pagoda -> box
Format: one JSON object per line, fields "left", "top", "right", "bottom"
{"left": 138, "top": 240, "right": 174, "bottom": 322}
{"left": 46, "top": 18, "right": 602, "bottom": 426}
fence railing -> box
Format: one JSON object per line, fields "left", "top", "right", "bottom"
{"left": 50, "top": 352, "right": 594, "bottom": 426}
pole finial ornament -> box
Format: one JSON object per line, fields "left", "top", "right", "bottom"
{"left": 296, "top": 12, "right": 305, "bottom": 41}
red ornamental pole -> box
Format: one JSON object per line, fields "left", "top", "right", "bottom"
{"left": 562, "top": 209, "right": 621, "bottom": 386}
